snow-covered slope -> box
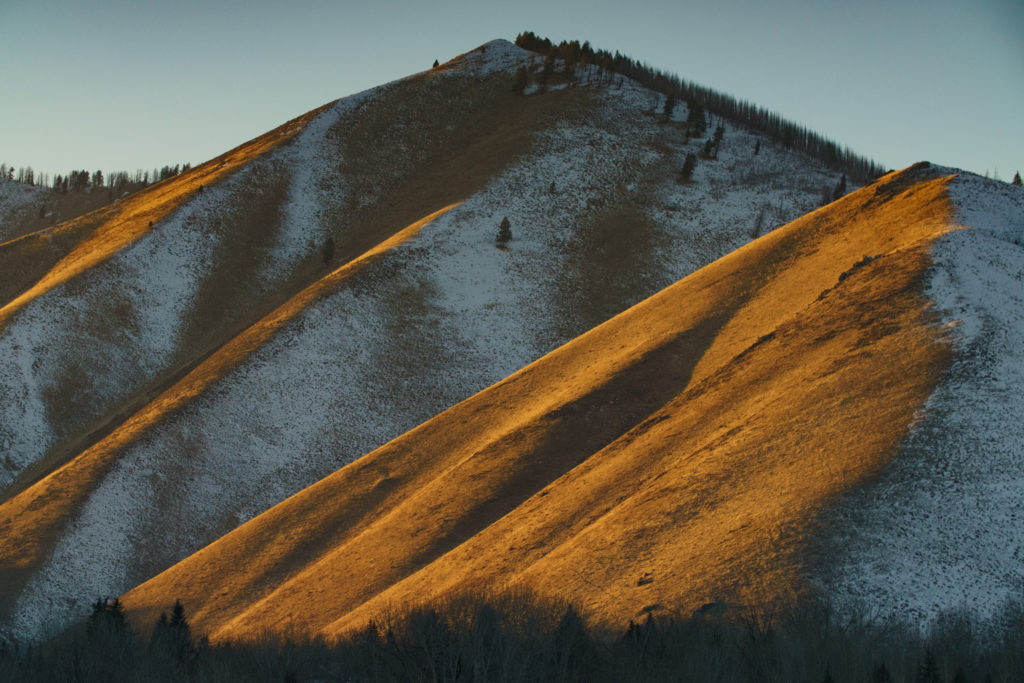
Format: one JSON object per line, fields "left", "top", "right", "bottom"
{"left": 1, "top": 39, "right": 865, "bottom": 640}
{"left": 0, "top": 179, "right": 47, "bottom": 243}
{"left": 818, "top": 170, "right": 1024, "bottom": 626}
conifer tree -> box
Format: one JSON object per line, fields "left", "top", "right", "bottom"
{"left": 754, "top": 139, "right": 761, "bottom": 155}
{"left": 679, "top": 153, "right": 697, "bottom": 183}
{"left": 663, "top": 93, "right": 676, "bottom": 120}
{"left": 433, "top": 59, "right": 439, "bottom": 68}
{"left": 1013, "top": 171, "right": 1022, "bottom": 186}
{"left": 916, "top": 648, "right": 941, "bottom": 683}
{"left": 832, "top": 174, "right": 848, "bottom": 201}
{"left": 687, "top": 102, "right": 706, "bottom": 137}
{"left": 168, "top": 600, "right": 193, "bottom": 662}
{"left": 497, "top": 216, "right": 512, "bottom": 246}
{"left": 711, "top": 125, "right": 725, "bottom": 157}
{"left": 871, "top": 662, "right": 893, "bottom": 683}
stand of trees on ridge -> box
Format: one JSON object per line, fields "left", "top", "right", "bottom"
{"left": 515, "top": 31, "right": 890, "bottom": 184}
{"left": 0, "top": 162, "right": 192, "bottom": 194}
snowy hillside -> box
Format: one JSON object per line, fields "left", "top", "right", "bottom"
{"left": 818, "top": 169, "right": 1024, "bottom": 626}
{"left": 2, "top": 40, "right": 857, "bottom": 640}
{"left": 0, "top": 179, "right": 47, "bottom": 242}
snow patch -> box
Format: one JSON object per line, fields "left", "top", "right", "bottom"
{"left": 820, "top": 172, "right": 1024, "bottom": 627}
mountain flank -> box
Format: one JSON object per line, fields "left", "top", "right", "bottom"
{"left": 121, "top": 164, "right": 957, "bottom": 640}
{"left": 1, "top": 39, "right": 859, "bottom": 639}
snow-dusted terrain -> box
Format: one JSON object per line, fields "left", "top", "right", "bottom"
{"left": 820, "top": 170, "right": 1024, "bottom": 627}
{"left": 0, "top": 179, "right": 47, "bottom": 242}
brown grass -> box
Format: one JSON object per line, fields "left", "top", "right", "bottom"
{"left": 118, "top": 166, "right": 958, "bottom": 641}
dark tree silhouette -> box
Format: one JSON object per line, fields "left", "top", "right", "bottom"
{"left": 832, "top": 174, "right": 848, "bottom": 201}
{"left": 1013, "top": 171, "right": 1022, "bottom": 186}
{"left": 754, "top": 139, "right": 761, "bottom": 155}
{"left": 433, "top": 59, "right": 439, "bottom": 68}
{"left": 663, "top": 93, "right": 677, "bottom": 120}
{"left": 687, "top": 103, "right": 707, "bottom": 137}
{"left": 917, "top": 648, "right": 941, "bottom": 683}
{"left": 323, "top": 236, "right": 335, "bottom": 265}
{"left": 497, "top": 216, "right": 512, "bottom": 246}
{"left": 701, "top": 139, "right": 714, "bottom": 159}
{"left": 872, "top": 662, "right": 894, "bottom": 682}
{"left": 679, "top": 153, "right": 697, "bottom": 183}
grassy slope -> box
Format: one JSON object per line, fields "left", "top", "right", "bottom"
{"left": 0, "top": 50, "right": 605, "bottom": 630}
{"left": 0, "top": 205, "right": 457, "bottom": 622}
{"left": 120, "top": 165, "right": 956, "bottom": 640}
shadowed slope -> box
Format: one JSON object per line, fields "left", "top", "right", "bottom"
{"left": 121, "top": 165, "right": 957, "bottom": 640}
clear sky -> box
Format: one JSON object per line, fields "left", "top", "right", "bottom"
{"left": 2, "top": 0, "right": 1021, "bottom": 181}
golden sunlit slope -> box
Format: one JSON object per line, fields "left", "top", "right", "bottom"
{"left": 121, "top": 164, "right": 956, "bottom": 640}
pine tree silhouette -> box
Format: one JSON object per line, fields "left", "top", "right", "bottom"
{"left": 679, "top": 153, "right": 697, "bottom": 183}
{"left": 832, "top": 174, "right": 848, "bottom": 201}
{"left": 323, "top": 236, "right": 335, "bottom": 265}
{"left": 497, "top": 217, "right": 512, "bottom": 246}
{"left": 916, "top": 648, "right": 941, "bottom": 683}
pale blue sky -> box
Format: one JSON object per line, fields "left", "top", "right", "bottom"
{"left": 1, "top": 0, "right": 1021, "bottom": 181}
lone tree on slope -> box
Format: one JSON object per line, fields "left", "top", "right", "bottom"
{"left": 497, "top": 216, "right": 512, "bottom": 246}
{"left": 1013, "top": 171, "right": 1022, "bottom": 186}
{"left": 679, "top": 153, "right": 697, "bottom": 183}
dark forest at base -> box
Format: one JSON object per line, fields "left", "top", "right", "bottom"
{"left": 3, "top": 590, "right": 1021, "bottom": 682}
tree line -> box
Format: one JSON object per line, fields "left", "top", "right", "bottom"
{"left": 2, "top": 590, "right": 1022, "bottom": 681}
{"left": 0, "top": 162, "right": 192, "bottom": 193}
{"left": 515, "top": 31, "right": 889, "bottom": 183}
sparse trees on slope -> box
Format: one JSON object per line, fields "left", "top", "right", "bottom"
{"left": 513, "top": 32, "right": 886, "bottom": 181}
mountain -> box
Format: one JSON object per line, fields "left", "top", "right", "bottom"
{"left": 116, "top": 162, "right": 1024, "bottom": 642}
{"left": 1, "top": 39, "right": 1021, "bottom": 643}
